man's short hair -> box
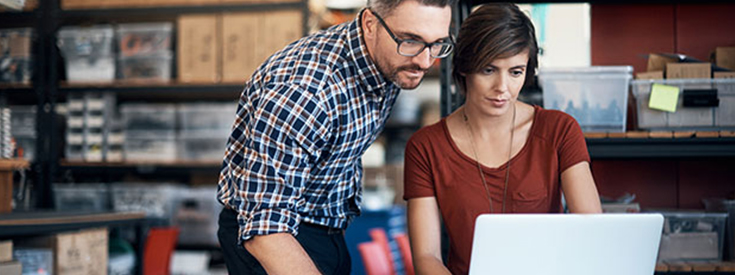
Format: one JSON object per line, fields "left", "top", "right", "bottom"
{"left": 367, "top": 0, "right": 456, "bottom": 17}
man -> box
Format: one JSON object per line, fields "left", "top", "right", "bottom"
{"left": 217, "top": 0, "right": 454, "bottom": 274}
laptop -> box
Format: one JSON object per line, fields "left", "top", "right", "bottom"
{"left": 468, "top": 214, "right": 664, "bottom": 275}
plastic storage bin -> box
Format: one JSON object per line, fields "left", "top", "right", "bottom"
{"left": 64, "top": 55, "right": 115, "bottom": 82}
{"left": 57, "top": 25, "right": 114, "bottom": 58}
{"left": 178, "top": 133, "right": 227, "bottom": 161}
{"left": 658, "top": 212, "right": 728, "bottom": 261}
{"left": 0, "top": 56, "right": 32, "bottom": 83}
{"left": 173, "top": 187, "right": 222, "bottom": 246}
{"left": 632, "top": 78, "right": 735, "bottom": 130}
{"left": 52, "top": 183, "right": 110, "bottom": 211}
{"left": 111, "top": 183, "right": 181, "bottom": 221}
{"left": 124, "top": 136, "right": 177, "bottom": 162}
{"left": 120, "top": 103, "right": 176, "bottom": 133}
{"left": 117, "top": 53, "right": 172, "bottom": 82}
{"left": 539, "top": 66, "right": 633, "bottom": 132}
{"left": 178, "top": 103, "right": 237, "bottom": 135}
{"left": 13, "top": 249, "right": 53, "bottom": 275}
{"left": 116, "top": 23, "right": 173, "bottom": 57}
{"left": 0, "top": 28, "right": 32, "bottom": 57}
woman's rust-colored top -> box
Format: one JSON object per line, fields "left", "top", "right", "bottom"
{"left": 403, "top": 105, "right": 590, "bottom": 275}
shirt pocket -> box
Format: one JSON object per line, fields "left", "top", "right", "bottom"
{"left": 511, "top": 187, "right": 549, "bottom": 213}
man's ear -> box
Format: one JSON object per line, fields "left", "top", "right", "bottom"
{"left": 362, "top": 9, "right": 378, "bottom": 39}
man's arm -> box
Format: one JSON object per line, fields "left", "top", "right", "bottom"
{"left": 245, "top": 233, "right": 321, "bottom": 275}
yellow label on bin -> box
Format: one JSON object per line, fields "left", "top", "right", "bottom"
{"left": 649, "top": 84, "right": 679, "bottom": 113}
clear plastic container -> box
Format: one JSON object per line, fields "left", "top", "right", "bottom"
{"left": 178, "top": 102, "right": 237, "bottom": 134}
{"left": 57, "top": 25, "right": 114, "bottom": 58}
{"left": 13, "top": 249, "right": 53, "bottom": 275}
{"left": 120, "top": 103, "right": 176, "bottom": 132}
{"left": 10, "top": 105, "right": 36, "bottom": 137}
{"left": 631, "top": 78, "right": 735, "bottom": 130}
{"left": 0, "top": 56, "right": 32, "bottom": 84}
{"left": 658, "top": 212, "right": 728, "bottom": 261}
{"left": 178, "top": 133, "right": 227, "bottom": 161}
{"left": 0, "top": 28, "right": 33, "bottom": 57}
{"left": 539, "top": 66, "right": 633, "bottom": 132}
{"left": 111, "top": 183, "right": 181, "bottom": 221}
{"left": 116, "top": 22, "right": 173, "bottom": 57}
{"left": 64, "top": 55, "right": 115, "bottom": 83}
{"left": 173, "top": 186, "right": 222, "bottom": 246}
{"left": 52, "top": 183, "right": 110, "bottom": 211}
{"left": 124, "top": 136, "right": 177, "bottom": 162}
{"left": 117, "top": 52, "right": 172, "bottom": 82}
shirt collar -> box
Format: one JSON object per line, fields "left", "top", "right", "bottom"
{"left": 346, "top": 9, "right": 397, "bottom": 95}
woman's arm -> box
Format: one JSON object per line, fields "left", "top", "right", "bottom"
{"left": 407, "top": 197, "right": 452, "bottom": 275}
{"left": 561, "top": 161, "right": 602, "bottom": 213}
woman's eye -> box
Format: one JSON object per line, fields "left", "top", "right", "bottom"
{"left": 482, "top": 68, "right": 495, "bottom": 74}
{"left": 511, "top": 70, "right": 525, "bottom": 77}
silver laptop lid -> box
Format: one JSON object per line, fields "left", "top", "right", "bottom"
{"left": 469, "top": 214, "right": 663, "bottom": 275}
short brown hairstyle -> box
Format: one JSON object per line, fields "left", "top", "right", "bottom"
{"left": 452, "top": 3, "right": 539, "bottom": 95}
{"left": 368, "top": 0, "right": 456, "bottom": 18}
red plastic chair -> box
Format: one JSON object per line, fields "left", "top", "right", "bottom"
{"left": 143, "top": 227, "right": 179, "bottom": 275}
{"left": 369, "top": 228, "right": 395, "bottom": 274}
{"left": 394, "top": 233, "right": 414, "bottom": 275}
{"left": 358, "top": 241, "right": 393, "bottom": 275}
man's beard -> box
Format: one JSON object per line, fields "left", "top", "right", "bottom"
{"left": 375, "top": 54, "right": 427, "bottom": 89}
{"left": 388, "top": 64, "right": 427, "bottom": 89}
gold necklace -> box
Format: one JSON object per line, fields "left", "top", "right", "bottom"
{"left": 463, "top": 104, "right": 516, "bottom": 213}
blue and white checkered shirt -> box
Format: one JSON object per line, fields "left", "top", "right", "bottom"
{"left": 217, "top": 11, "right": 400, "bottom": 243}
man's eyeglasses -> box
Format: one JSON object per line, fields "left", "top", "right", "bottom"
{"left": 370, "top": 9, "right": 454, "bottom": 59}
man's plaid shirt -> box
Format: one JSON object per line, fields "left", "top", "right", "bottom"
{"left": 217, "top": 11, "right": 401, "bottom": 243}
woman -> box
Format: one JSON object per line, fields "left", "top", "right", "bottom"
{"left": 403, "top": 3, "right": 602, "bottom": 275}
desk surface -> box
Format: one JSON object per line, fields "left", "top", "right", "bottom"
{"left": 0, "top": 210, "right": 146, "bottom": 238}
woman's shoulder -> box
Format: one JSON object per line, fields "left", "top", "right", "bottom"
{"left": 409, "top": 119, "right": 447, "bottom": 145}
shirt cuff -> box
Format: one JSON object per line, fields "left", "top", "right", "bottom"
{"left": 237, "top": 208, "right": 301, "bottom": 244}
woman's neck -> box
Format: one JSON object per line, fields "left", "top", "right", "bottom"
{"left": 462, "top": 102, "right": 517, "bottom": 138}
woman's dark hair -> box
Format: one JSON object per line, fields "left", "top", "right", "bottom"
{"left": 452, "top": 3, "right": 539, "bottom": 95}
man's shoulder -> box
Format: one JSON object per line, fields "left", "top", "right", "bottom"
{"left": 263, "top": 24, "right": 353, "bottom": 88}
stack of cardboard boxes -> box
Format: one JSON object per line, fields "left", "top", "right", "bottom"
{"left": 638, "top": 47, "right": 735, "bottom": 80}
{"left": 177, "top": 10, "right": 303, "bottom": 84}
{"left": 61, "top": 0, "right": 300, "bottom": 10}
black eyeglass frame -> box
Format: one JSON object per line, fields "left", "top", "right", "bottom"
{"left": 369, "top": 9, "right": 454, "bottom": 59}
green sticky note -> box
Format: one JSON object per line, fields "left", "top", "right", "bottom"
{"left": 649, "top": 84, "right": 680, "bottom": 112}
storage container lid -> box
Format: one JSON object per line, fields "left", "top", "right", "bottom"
{"left": 539, "top": 66, "right": 634, "bottom": 75}
{"left": 116, "top": 22, "right": 173, "bottom": 33}
{"left": 58, "top": 25, "right": 114, "bottom": 38}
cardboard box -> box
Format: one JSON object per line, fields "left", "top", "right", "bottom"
{"left": 636, "top": 71, "right": 664, "bottom": 80}
{"left": 0, "top": 261, "right": 22, "bottom": 275}
{"left": 648, "top": 53, "right": 678, "bottom": 72}
{"left": 666, "top": 63, "right": 711, "bottom": 79}
{"left": 0, "top": 240, "right": 11, "bottom": 262}
{"left": 55, "top": 228, "right": 108, "bottom": 275}
{"left": 178, "top": 14, "right": 221, "bottom": 83}
{"left": 16, "top": 228, "right": 109, "bottom": 275}
{"left": 715, "top": 72, "right": 735, "bottom": 79}
{"left": 221, "top": 10, "right": 302, "bottom": 83}
{"left": 716, "top": 47, "right": 735, "bottom": 71}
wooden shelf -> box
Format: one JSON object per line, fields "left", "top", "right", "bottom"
{"left": 0, "top": 159, "right": 30, "bottom": 171}
{"left": 60, "top": 159, "right": 221, "bottom": 168}
{"left": 59, "top": 1, "right": 304, "bottom": 17}
{"left": 59, "top": 82, "right": 244, "bottom": 101}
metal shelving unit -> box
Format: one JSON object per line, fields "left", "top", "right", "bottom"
{"left": 0, "top": 0, "right": 310, "bottom": 208}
